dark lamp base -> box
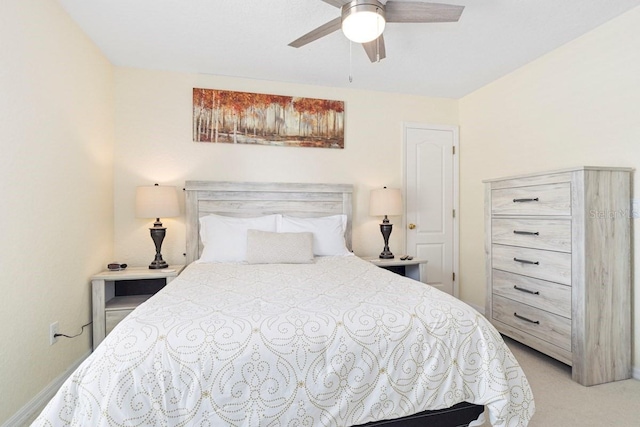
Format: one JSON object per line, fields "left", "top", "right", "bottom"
{"left": 148, "top": 222, "right": 169, "bottom": 270}
{"left": 378, "top": 220, "right": 395, "bottom": 260}
{"left": 149, "top": 260, "right": 168, "bottom": 269}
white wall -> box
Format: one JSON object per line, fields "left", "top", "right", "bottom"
{"left": 0, "top": 0, "right": 114, "bottom": 423}
{"left": 459, "top": 7, "right": 640, "bottom": 370}
{"left": 113, "top": 68, "right": 458, "bottom": 267}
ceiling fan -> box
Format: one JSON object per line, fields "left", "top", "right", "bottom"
{"left": 289, "top": 0, "right": 464, "bottom": 63}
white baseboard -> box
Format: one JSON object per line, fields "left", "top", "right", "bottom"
{"left": 2, "top": 351, "right": 90, "bottom": 427}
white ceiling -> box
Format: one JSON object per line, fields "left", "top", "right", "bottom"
{"left": 57, "top": 0, "right": 640, "bottom": 99}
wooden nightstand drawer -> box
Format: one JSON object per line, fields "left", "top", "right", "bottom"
{"left": 104, "top": 294, "right": 153, "bottom": 334}
{"left": 92, "top": 265, "right": 184, "bottom": 350}
{"left": 106, "top": 309, "right": 134, "bottom": 334}
{"left": 491, "top": 182, "right": 571, "bottom": 216}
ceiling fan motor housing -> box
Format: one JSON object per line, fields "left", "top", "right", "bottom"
{"left": 341, "top": 0, "right": 386, "bottom": 43}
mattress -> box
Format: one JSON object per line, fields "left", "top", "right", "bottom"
{"left": 34, "top": 256, "right": 534, "bottom": 426}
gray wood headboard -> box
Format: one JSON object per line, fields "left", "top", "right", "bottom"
{"left": 184, "top": 181, "right": 354, "bottom": 264}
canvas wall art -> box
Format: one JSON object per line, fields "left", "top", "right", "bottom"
{"left": 193, "top": 88, "right": 344, "bottom": 149}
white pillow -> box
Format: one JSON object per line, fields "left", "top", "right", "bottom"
{"left": 277, "top": 214, "right": 350, "bottom": 256}
{"left": 246, "top": 230, "right": 314, "bottom": 264}
{"left": 198, "top": 214, "right": 279, "bottom": 262}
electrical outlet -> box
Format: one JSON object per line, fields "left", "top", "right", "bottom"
{"left": 50, "top": 322, "right": 59, "bottom": 345}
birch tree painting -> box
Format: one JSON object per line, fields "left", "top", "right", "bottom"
{"left": 193, "top": 88, "right": 345, "bottom": 149}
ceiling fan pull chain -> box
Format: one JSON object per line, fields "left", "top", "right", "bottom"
{"left": 349, "top": 41, "right": 353, "bottom": 83}
{"left": 376, "top": 11, "right": 381, "bottom": 62}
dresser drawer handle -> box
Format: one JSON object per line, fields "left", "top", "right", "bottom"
{"left": 513, "top": 257, "right": 539, "bottom": 265}
{"left": 513, "top": 197, "right": 539, "bottom": 203}
{"left": 514, "top": 285, "right": 540, "bottom": 295}
{"left": 513, "top": 230, "right": 539, "bottom": 236}
{"left": 514, "top": 312, "right": 540, "bottom": 324}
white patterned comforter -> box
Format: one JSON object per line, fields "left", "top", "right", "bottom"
{"left": 35, "top": 256, "right": 534, "bottom": 426}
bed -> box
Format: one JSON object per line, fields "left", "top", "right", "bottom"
{"left": 34, "top": 181, "right": 534, "bottom": 426}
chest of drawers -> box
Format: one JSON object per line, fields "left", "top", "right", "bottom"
{"left": 484, "top": 167, "right": 632, "bottom": 386}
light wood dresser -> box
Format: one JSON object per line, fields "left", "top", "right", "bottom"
{"left": 484, "top": 167, "right": 632, "bottom": 386}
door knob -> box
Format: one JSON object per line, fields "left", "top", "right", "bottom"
{"left": 408, "top": 223, "right": 416, "bottom": 229}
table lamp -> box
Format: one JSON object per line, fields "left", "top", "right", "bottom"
{"left": 136, "top": 184, "right": 179, "bottom": 269}
{"left": 369, "top": 187, "right": 403, "bottom": 259}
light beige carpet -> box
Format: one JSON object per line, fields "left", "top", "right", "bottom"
{"left": 481, "top": 336, "right": 640, "bottom": 426}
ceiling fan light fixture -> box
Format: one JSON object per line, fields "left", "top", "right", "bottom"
{"left": 341, "top": 0, "right": 386, "bottom": 44}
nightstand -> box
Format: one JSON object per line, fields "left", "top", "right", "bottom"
{"left": 91, "top": 265, "right": 185, "bottom": 350}
{"left": 363, "top": 257, "right": 428, "bottom": 282}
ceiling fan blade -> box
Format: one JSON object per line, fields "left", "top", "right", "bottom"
{"left": 362, "top": 35, "right": 386, "bottom": 63}
{"left": 288, "top": 17, "right": 342, "bottom": 48}
{"left": 385, "top": 1, "right": 464, "bottom": 23}
{"left": 320, "top": 0, "right": 349, "bottom": 7}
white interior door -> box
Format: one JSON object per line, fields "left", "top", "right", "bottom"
{"left": 404, "top": 123, "right": 458, "bottom": 296}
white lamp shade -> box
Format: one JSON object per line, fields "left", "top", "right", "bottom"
{"left": 342, "top": 3, "right": 386, "bottom": 43}
{"left": 136, "top": 185, "right": 179, "bottom": 219}
{"left": 369, "top": 187, "right": 403, "bottom": 217}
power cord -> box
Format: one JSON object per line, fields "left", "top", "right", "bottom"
{"left": 54, "top": 321, "right": 93, "bottom": 339}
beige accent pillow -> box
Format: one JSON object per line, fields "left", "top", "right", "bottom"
{"left": 246, "top": 230, "right": 314, "bottom": 264}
